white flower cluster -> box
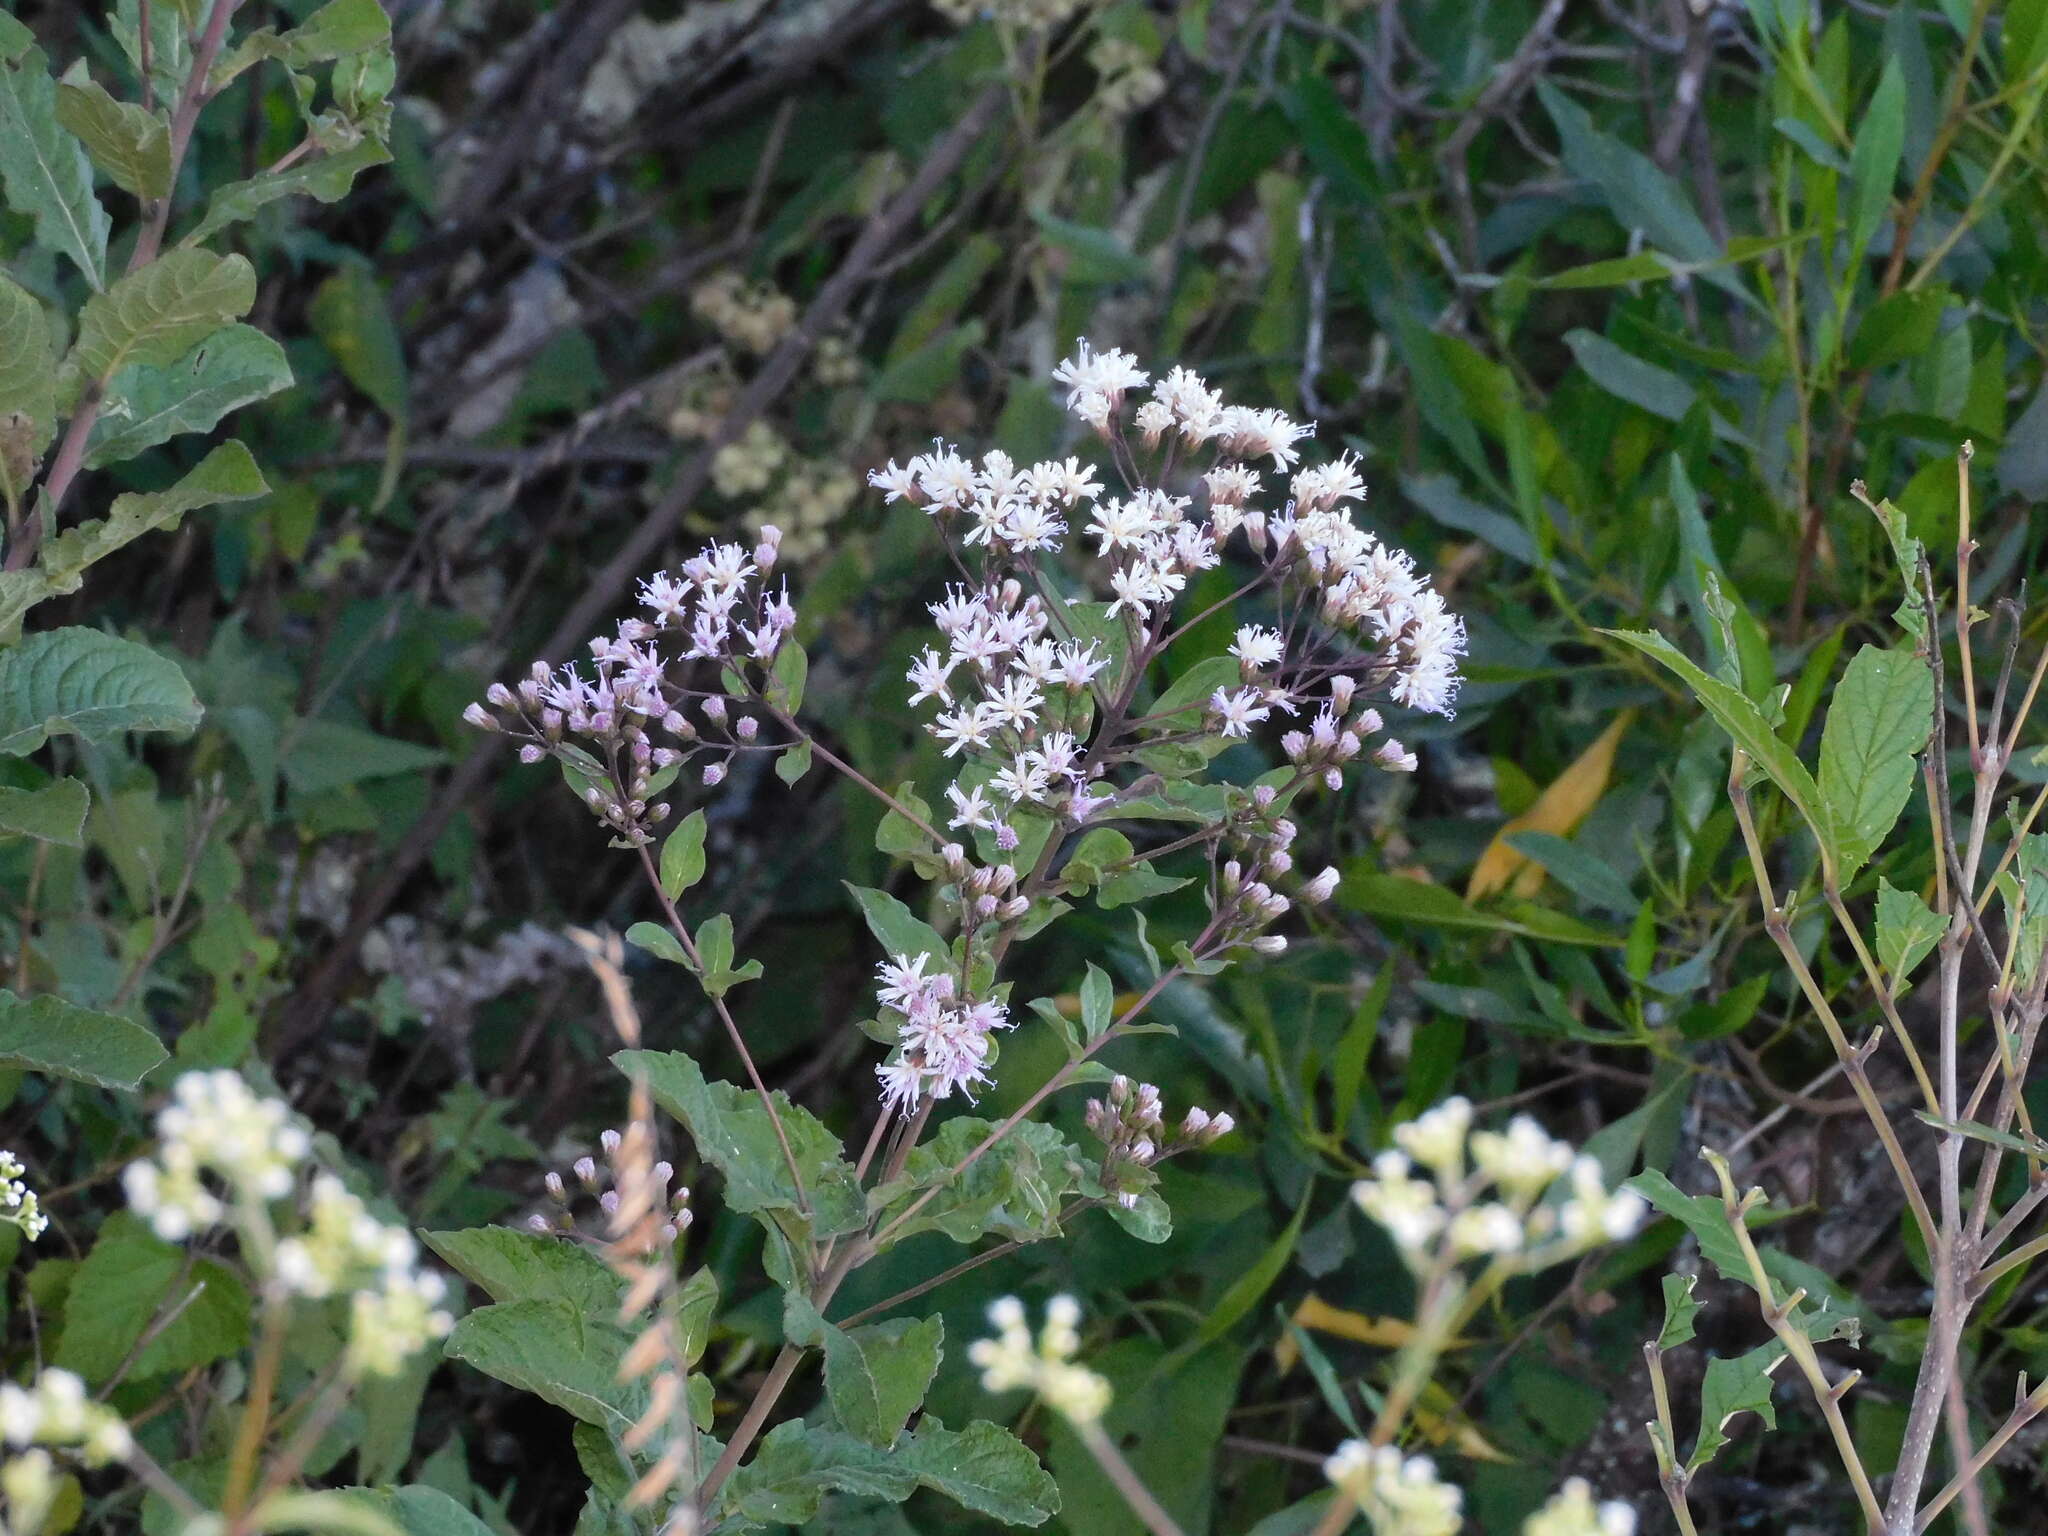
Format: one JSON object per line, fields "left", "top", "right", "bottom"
{"left": 1352, "top": 1098, "right": 1646, "bottom": 1272}
{"left": 0, "top": 1153, "right": 46, "bottom": 1242}
{"left": 122, "top": 1071, "right": 310, "bottom": 1241}
{"left": 1083, "top": 1074, "right": 1232, "bottom": 1207}
{"left": 122, "top": 1074, "right": 451, "bottom": 1379}
{"left": 0, "top": 1370, "right": 130, "bottom": 1466}
{"left": 969, "top": 1295, "right": 1112, "bottom": 1424}
{"left": 1088, "top": 36, "right": 1164, "bottom": 116}
{"left": 1324, "top": 1441, "right": 1461, "bottom": 1536}
{"left": 1525, "top": 1478, "right": 1636, "bottom": 1536}
{"left": 872, "top": 950, "right": 1015, "bottom": 1115}
{"left": 867, "top": 343, "right": 1458, "bottom": 857}
{"left": 0, "top": 1370, "right": 132, "bottom": 1532}
{"left": 468, "top": 532, "right": 796, "bottom": 843}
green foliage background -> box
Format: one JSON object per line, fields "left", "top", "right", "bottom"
{"left": 7, "top": 0, "right": 2048, "bottom": 1530}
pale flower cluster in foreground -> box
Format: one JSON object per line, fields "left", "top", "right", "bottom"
{"left": 1352, "top": 1096, "right": 1646, "bottom": 1271}
{"left": 0, "top": 1153, "right": 45, "bottom": 1242}
{"left": 1323, "top": 1444, "right": 1636, "bottom": 1536}
{"left": 969, "top": 1295, "right": 1113, "bottom": 1424}
{"left": 0, "top": 1369, "right": 131, "bottom": 1533}
{"left": 122, "top": 1071, "right": 452, "bottom": 1378}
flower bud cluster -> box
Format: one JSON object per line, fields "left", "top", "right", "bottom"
{"left": 1207, "top": 801, "right": 1337, "bottom": 957}
{"left": 1351, "top": 1097, "right": 1646, "bottom": 1273}
{"left": 467, "top": 536, "right": 797, "bottom": 843}
{"left": 1277, "top": 677, "right": 1416, "bottom": 787}
{"left": 529, "top": 1126, "right": 693, "bottom": 1252}
{"left": 121, "top": 1073, "right": 452, "bottom": 1379}
{"left": 0, "top": 1370, "right": 131, "bottom": 1529}
{"left": 1083, "top": 1075, "right": 1232, "bottom": 1208}
{"left": 1323, "top": 1441, "right": 1461, "bottom": 1536}
{"left": 0, "top": 1153, "right": 46, "bottom": 1242}
{"left": 751, "top": 460, "right": 859, "bottom": 564}
{"left": 1089, "top": 37, "right": 1164, "bottom": 116}
{"left": 969, "top": 1294, "right": 1112, "bottom": 1424}
{"left": 689, "top": 270, "right": 796, "bottom": 354}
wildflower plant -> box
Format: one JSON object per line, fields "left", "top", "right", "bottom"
{"left": 461, "top": 343, "right": 1466, "bottom": 1528}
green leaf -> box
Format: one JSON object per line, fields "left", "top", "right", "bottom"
{"left": 1031, "top": 212, "right": 1148, "bottom": 285}
{"left": 1847, "top": 288, "right": 1948, "bottom": 372}
{"left": 442, "top": 1300, "right": 642, "bottom": 1431}
{"left": 617, "top": 1049, "right": 867, "bottom": 1239}
{"left": 897, "top": 1418, "right": 1058, "bottom": 1527}
{"left": 0, "top": 48, "right": 110, "bottom": 288}
{"left": 0, "top": 15, "right": 31, "bottom": 62}
{"left": 323, "top": 1486, "right": 496, "bottom": 1536}
{"left": 211, "top": 0, "right": 394, "bottom": 87}
{"left": 774, "top": 739, "right": 811, "bottom": 785}
{"left": 1538, "top": 82, "right": 1719, "bottom": 264}
{"left": 1079, "top": 962, "right": 1115, "bottom": 1042}
{"left": 0, "top": 441, "right": 270, "bottom": 638}
{"left": 1564, "top": 331, "right": 1745, "bottom": 444}
{"left": 281, "top": 719, "right": 445, "bottom": 796}
{"left": 786, "top": 1295, "right": 942, "bottom": 1449}
{"left": 1338, "top": 868, "right": 1618, "bottom": 946}
{"left": 309, "top": 263, "right": 410, "bottom": 426}
{"left": 624, "top": 920, "right": 687, "bottom": 967}
{"left": 1875, "top": 878, "right": 1945, "bottom": 995}
{"left": 1626, "top": 1168, "right": 1752, "bottom": 1281}
{"left": 421, "top": 1228, "right": 622, "bottom": 1314}
{"left": 1846, "top": 58, "right": 1904, "bottom": 264}
{"left": 1818, "top": 646, "right": 1932, "bottom": 878}
{"left": 767, "top": 641, "right": 807, "bottom": 714}
{"left": 720, "top": 1419, "right": 1056, "bottom": 1531}
{"left": 0, "top": 989, "right": 166, "bottom": 1087}
{"left": 692, "top": 912, "right": 762, "bottom": 998}
{"left": 659, "top": 809, "right": 708, "bottom": 899}
{"left": 846, "top": 883, "right": 949, "bottom": 967}
{"left": 877, "top": 1117, "right": 1083, "bottom": 1248}
{"left": 1171, "top": 1193, "right": 1310, "bottom": 1366}
{"left": 55, "top": 62, "right": 170, "bottom": 199}
{"left": 0, "top": 627, "right": 202, "bottom": 755}
{"left": 1687, "top": 1340, "right": 1785, "bottom": 1472}
{"left": 55, "top": 1212, "right": 251, "bottom": 1382}
{"left": 1603, "top": 628, "right": 1836, "bottom": 865}
{"left": 180, "top": 138, "right": 394, "bottom": 248}
{"left": 65, "top": 249, "right": 256, "bottom": 388}
{"left": 1657, "top": 1273, "right": 1701, "bottom": 1351}
{"left": 0, "top": 775, "right": 87, "bottom": 845}
{"left": 87, "top": 324, "right": 293, "bottom": 467}
{"left": 1503, "top": 830, "right": 1638, "bottom": 916}
{"left": 0, "top": 272, "right": 56, "bottom": 499}
{"left": 1676, "top": 973, "right": 1770, "bottom": 1041}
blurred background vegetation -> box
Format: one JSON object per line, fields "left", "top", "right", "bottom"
{"left": 11, "top": 0, "right": 2048, "bottom": 1529}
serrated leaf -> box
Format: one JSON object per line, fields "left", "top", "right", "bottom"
{"left": 86, "top": 324, "right": 293, "bottom": 468}
{"left": 66, "top": 250, "right": 256, "bottom": 391}
{"left": 659, "top": 810, "right": 708, "bottom": 899}
{"left": 179, "top": 137, "right": 392, "bottom": 247}
{"left": 876, "top": 1117, "right": 1083, "bottom": 1248}
{"left": 55, "top": 63, "right": 170, "bottom": 199}
{"left": 786, "top": 1294, "right": 942, "bottom": 1449}
{"left": 421, "top": 1228, "right": 622, "bottom": 1314}
{"left": 719, "top": 1418, "right": 1056, "bottom": 1531}
{"left": 0, "top": 776, "right": 88, "bottom": 845}
{"left": 442, "top": 1300, "right": 643, "bottom": 1431}
{"left": 616, "top": 1048, "right": 867, "bottom": 1239}
{"left": 309, "top": 263, "right": 409, "bottom": 425}
{"left": 898, "top": 1418, "right": 1058, "bottom": 1526}
{"left": 55, "top": 1212, "right": 251, "bottom": 1382}
{"left": 1818, "top": 646, "right": 1933, "bottom": 879}
{"left": 0, "top": 989, "right": 166, "bottom": 1087}
{"left": 1657, "top": 1273, "right": 1700, "bottom": 1351}
{"left": 0, "top": 49, "right": 110, "bottom": 288}
{"left": 0, "top": 627, "right": 202, "bottom": 755}
{"left": 1875, "top": 878, "right": 1945, "bottom": 995}
{"left": 1687, "top": 1340, "right": 1784, "bottom": 1472}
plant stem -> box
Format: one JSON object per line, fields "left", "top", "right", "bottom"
{"left": 1076, "top": 1420, "right": 1187, "bottom": 1536}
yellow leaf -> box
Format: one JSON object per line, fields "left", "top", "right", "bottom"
{"left": 1273, "top": 1293, "right": 1426, "bottom": 1371}
{"left": 1409, "top": 1380, "right": 1515, "bottom": 1463}
{"left": 1465, "top": 711, "right": 1634, "bottom": 903}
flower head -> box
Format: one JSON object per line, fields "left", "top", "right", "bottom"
{"left": 969, "top": 1295, "right": 1112, "bottom": 1423}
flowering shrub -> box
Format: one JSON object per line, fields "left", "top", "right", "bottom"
{"left": 450, "top": 344, "right": 1473, "bottom": 1525}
